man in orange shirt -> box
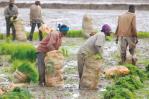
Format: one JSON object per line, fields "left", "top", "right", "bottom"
{"left": 36, "top": 24, "right": 69, "bottom": 86}
{"left": 115, "top": 5, "right": 138, "bottom": 65}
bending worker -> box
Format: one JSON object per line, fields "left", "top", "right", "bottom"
{"left": 77, "top": 24, "right": 111, "bottom": 89}
{"left": 36, "top": 24, "right": 69, "bottom": 86}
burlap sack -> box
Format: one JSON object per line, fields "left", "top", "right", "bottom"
{"left": 44, "top": 50, "right": 64, "bottom": 87}
{"left": 13, "top": 69, "right": 27, "bottom": 83}
{"left": 80, "top": 55, "right": 101, "bottom": 90}
{"left": 104, "top": 66, "right": 130, "bottom": 77}
{"left": 82, "top": 14, "right": 95, "bottom": 38}
{"left": 13, "top": 19, "right": 27, "bottom": 41}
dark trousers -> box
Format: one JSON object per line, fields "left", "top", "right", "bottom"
{"left": 28, "top": 22, "right": 43, "bottom": 41}
{"left": 37, "top": 52, "right": 46, "bottom": 84}
{"left": 5, "top": 18, "right": 16, "bottom": 40}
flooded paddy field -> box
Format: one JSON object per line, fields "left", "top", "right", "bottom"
{"left": 0, "top": 9, "right": 149, "bottom": 33}
{"left": 0, "top": 37, "right": 148, "bottom": 99}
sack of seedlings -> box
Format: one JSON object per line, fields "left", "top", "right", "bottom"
{"left": 104, "top": 66, "right": 130, "bottom": 77}
{"left": 13, "top": 69, "right": 27, "bottom": 83}
{"left": 82, "top": 14, "right": 95, "bottom": 38}
{"left": 44, "top": 50, "right": 64, "bottom": 87}
{"left": 80, "top": 55, "right": 102, "bottom": 90}
{"left": 13, "top": 18, "right": 27, "bottom": 41}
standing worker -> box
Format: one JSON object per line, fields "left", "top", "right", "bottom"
{"left": 28, "top": 1, "right": 43, "bottom": 41}
{"left": 115, "top": 5, "right": 138, "bottom": 65}
{"left": 4, "top": 0, "right": 18, "bottom": 40}
{"left": 36, "top": 24, "right": 69, "bottom": 86}
{"left": 77, "top": 24, "right": 111, "bottom": 89}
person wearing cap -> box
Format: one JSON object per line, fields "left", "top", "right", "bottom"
{"left": 4, "top": 0, "right": 18, "bottom": 40}
{"left": 36, "top": 24, "right": 69, "bottom": 86}
{"left": 77, "top": 25, "right": 111, "bottom": 89}
{"left": 28, "top": 1, "right": 43, "bottom": 41}
{"left": 115, "top": 5, "right": 138, "bottom": 65}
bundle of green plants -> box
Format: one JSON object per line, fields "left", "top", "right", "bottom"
{"left": 59, "top": 47, "right": 69, "bottom": 57}
{"left": 0, "top": 42, "right": 16, "bottom": 55}
{"left": 0, "top": 87, "right": 31, "bottom": 99}
{"left": 26, "top": 32, "right": 47, "bottom": 40}
{"left": 105, "top": 36, "right": 113, "bottom": 41}
{"left": 104, "top": 85, "right": 135, "bottom": 99}
{"left": 0, "top": 42, "right": 36, "bottom": 61}
{"left": 11, "top": 43, "right": 36, "bottom": 61}
{"left": 66, "top": 30, "right": 83, "bottom": 37}
{"left": 115, "top": 75, "right": 143, "bottom": 91}
{"left": 17, "top": 62, "right": 38, "bottom": 83}
{"left": 11, "top": 60, "right": 25, "bottom": 72}
{"left": 124, "top": 64, "right": 146, "bottom": 82}
{"left": 138, "top": 32, "right": 149, "bottom": 38}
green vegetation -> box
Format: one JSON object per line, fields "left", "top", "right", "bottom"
{"left": 115, "top": 75, "right": 143, "bottom": 91}
{"left": 0, "top": 87, "right": 31, "bottom": 99}
{"left": 125, "top": 64, "right": 147, "bottom": 82}
{"left": 146, "top": 64, "right": 149, "bottom": 78}
{"left": 105, "top": 36, "right": 113, "bottom": 41}
{"left": 104, "top": 64, "right": 147, "bottom": 99}
{"left": 0, "top": 33, "right": 4, "bottom": 40}
{"left": 59, "top": 47, "right": 69, "bottom": 57}
{"left": 66, "top": 30, "right": 83, "bottom": 37}
{"left": 17, "top": 62, "right": 38, "bottom": 83}
{"left": 137, "top": 32, "right": 149, "bottom": 38}
{"left": 0, "top": 42, "right": 36, "bottom": 62}
{"left": 104, "top": 86, "right": 135, "bottom": 99}
{"left": 26, "top": 32, "right": 47, "bottom": 40}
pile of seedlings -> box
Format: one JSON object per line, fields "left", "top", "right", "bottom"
{"left": 104, "top": 64, "right": 148, "bottom": 99}
{"left": 0, "top": 42, "right": 38, "bottom": 83}
{"left": 0, "top": 42, "right": 36, "bottom": 61}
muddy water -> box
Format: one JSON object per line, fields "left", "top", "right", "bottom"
{"left": 0, "top": 9, "right": 149, "bottom": 33}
